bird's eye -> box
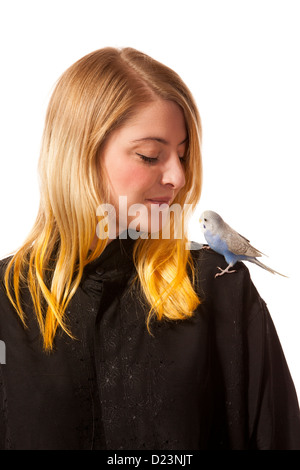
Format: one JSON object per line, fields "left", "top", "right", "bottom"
{"left": 204, "top": 218, "right": 207, "bottom": 222}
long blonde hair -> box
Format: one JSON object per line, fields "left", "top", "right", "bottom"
{"left": 4, "top": 47, "right": 202, "bottom": 350}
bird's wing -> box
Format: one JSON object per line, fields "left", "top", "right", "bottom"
{"left": 223, "top": 223, "right": 264, "bottom": 257}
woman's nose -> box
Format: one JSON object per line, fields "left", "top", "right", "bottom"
{"left": 160, "top": 155, "right": 186, "bottom": 190}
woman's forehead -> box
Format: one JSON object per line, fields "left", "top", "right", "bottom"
{"left": 114, "top": 100, "right": 188, "bottom": 142}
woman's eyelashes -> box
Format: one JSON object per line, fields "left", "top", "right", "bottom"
{"left": 136, "top": 153, "right": 158, "bottom": 164}
{"left": 136, "top": 153, "right": 186, "bottom": 165}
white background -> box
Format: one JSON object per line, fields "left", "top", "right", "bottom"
{"left": 1, "top": 1, "right": 299, "bottom": 401}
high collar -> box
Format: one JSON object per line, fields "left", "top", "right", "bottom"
{"left": 82, "top": 233, "right": 137, "bottom": 285}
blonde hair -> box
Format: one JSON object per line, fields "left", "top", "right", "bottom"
{"left": 4, "top": 47, "right": 202, "bottom": 350}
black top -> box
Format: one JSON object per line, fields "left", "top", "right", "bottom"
{"left": 0, "top": 236, "right": 300, "bottom": 450}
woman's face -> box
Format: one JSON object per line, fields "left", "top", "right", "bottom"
{"left": 100, "top": 99, "right": 187, "bottom": 237}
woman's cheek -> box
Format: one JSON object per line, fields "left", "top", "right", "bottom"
{"left": 115, "top": 165, "right": 155, "bottom": 194}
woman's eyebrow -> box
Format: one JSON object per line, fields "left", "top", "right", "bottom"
{"left": 131, "top": 136, "right": 188, "bottom": 145}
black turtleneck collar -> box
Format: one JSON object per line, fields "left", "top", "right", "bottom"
{"left": 82, "top": 232, "right": 137, "bottom": 284}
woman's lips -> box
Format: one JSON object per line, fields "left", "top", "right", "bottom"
{"left": 145, "top": 198, "right": 172, "bottom": 206}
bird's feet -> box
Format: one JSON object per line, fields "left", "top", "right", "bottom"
{"left": 215, "top": 266, "right": 237, "bottom": 278}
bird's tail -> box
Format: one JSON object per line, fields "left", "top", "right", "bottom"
{"left": 247, "top": 258, "right": 288, "bottom": 278}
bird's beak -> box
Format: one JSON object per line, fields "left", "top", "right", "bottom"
{"left": 199, "top": 218, "right": 202, "bottom": 224}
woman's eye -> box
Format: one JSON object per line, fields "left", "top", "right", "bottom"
{"left": 136, "top": 153, "right": 158, "bottom": 164}
{"left": 136, "top": 153, "right": 186, "bottom": 165}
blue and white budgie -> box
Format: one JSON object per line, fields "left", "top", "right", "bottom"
{"left": 199, "top": 210, "right": 286, "bottom": 278}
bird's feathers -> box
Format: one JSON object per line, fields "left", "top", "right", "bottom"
{"left": 247, "top": 258, "right": 288, "bottom": 278}
{"left": 199, "top": 210, "right": 286, "bottom": 278}
{"left": 222, "top": 222, "right": 264, "bottom": 258}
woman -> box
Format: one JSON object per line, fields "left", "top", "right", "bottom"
{"left": 0, "top": 47, "right": 299, "bottom": 450}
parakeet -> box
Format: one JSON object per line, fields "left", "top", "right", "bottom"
{"left": 199, "top": 210, "right": 287, "bottom": 278}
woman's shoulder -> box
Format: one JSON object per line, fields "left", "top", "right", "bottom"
{"left": 0, "top": 256, "right": 14, "bottom": 304}
{"left": 190, "top": 242, "right": 250, "bottom": 282}
{"left": 0, "top": 255, "right": 12, "bottom": 283}
{"left": 189, "top": 243, "right": 261, "bottom": 320}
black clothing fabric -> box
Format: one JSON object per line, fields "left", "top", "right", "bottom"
{"left": 0, "top": 236, "right": 300, "bottom": 450}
